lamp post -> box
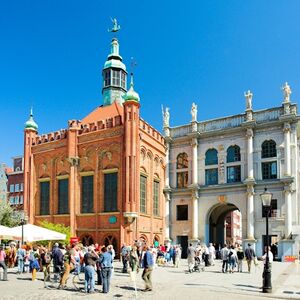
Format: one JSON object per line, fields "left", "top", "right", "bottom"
{"left": 20, "top": 212, "right": 28, "bottom": 247}
{"left": 260, "top": 187, "right": 273, "bottom": 293}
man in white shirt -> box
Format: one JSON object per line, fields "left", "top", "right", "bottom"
{"left": 262, "top": 246, "right": 274, "bottom": 264}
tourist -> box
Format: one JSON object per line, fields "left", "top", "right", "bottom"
{"left": 16, "top": 244, "right": 26, "bottom": 274}
{"left": 40, "top": 247, "right": 51, "bottom": 279}
{"left": 245, "top": 243, "right": 256, "bottom": 273}
{"left": 129, "top": 245, "right": 139, "bottom": 273}
{"left": 142, "top": 245, "right": 154, "bottom": 292}
{"left": 228, "top": 245, "right": 237, "bottom": 273}
{"left": 236, "top": 245, "right": 244, "bottom": 272}
{"left": 187, "top": 243, "right": 195, "bottom": 272}
{"left": 29, "top": 246, "right": 40, "bottom": 281}
{"left": 99, "top": 246, "right": 113, "bottom": 294}
{"left": 7, "top": 242, "right": 17, "bottom": 268}
{"left": 0, "top": 245, "right": 8, "bottom": 281}
{"left": 107, "top": 244, "right": 115, "bottom": 276}
{"left": 208, "top": 243, "right": 216, "bottom": 266}
{"left": 220, "top": 244, "right": 229, "bottom": 273}
{"left": 262, "top": 246, "right": 274, "bottom": 269}
{"left": 121, "top": 244, "right": 130, "bottom": 273}
{"left": 59, "top": 245, "right": 75, "bottom": 289}
{"left": 83, "top": 246, "right": 98, "bottom": 293}
{"left": 52, "top": 243, "right": 63, "bottom": 272}
{"left": 174, "top": 245, "right": 182, "bottom": 268}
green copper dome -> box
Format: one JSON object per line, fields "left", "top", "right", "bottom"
{"left": 123, "top": 74, "right": 140, "bottom": 102}
{"left": 25, "top": 108, "right": 38, "bottom": 131}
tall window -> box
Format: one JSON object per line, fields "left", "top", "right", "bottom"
{"left": 40, "top": 181, "right": 50, "bottom": 215}
{"left": 112, "top": 70, "right": 120, "bottom": 86}
{"left": 262, "top": 140, "right": 277, "bottom": 158}
{"left": 227, "top": 166, "right": 241, "bottom": 183}
{"left": 104, "top": 173, "right": 118, "bottom": 212}
{"left": 177, "top": 153, "right": 188, "bottom": 188}
{"left": 81, "top": 176, "right": 94, "bottom": 213}
{"left": 153, "top": 181, "right": 159, "bottom": 216}
{"left": 121, "top": 71, "right": 126, "bottom": 89}
{"left": 58, "top": 179, "right": 69, "bottom": 214}
{"left": 15, "top": 184, "right": 19, "bottom": 192}
{"left": 227, "top": 145, "right": 241, "bottom": 162}
{"left": 205, "top": 149, "right": 218, "bottom": 165}
{"left": 261, "top": 140, "right": 277, "bottom": 179}
{"left": 176, "top": 205, "right": 188, "bottom": 220}
{"left": 9, "top": 184, "right": 14, "bottom": 193}
{"left": 140, "top": 175, "right": 147, "bottom": 213}
{"left": 205, "top": 169, "right": 218, "bottom": 185}
{"left": 104, "top": 69, "right": 111, "bottom": 87}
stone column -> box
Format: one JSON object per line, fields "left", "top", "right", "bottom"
{"left": 283, "top": 123, "right": 291, "bottom": 176}
{"left": 165, "top": 143, "right": 170, "bottom": 188}
{"left": 247, "top": 185, "right": 255, "bottom": 239}
{"left": 192, "top": 190, "right": 199, "bottom": 240}
{"left": 284, "top": 185, "right": 292, "bottom": 238}
{"left": 164, "top": 192, "right": 171, "bottom": 241}
{"left": 191, "top": 138, "right": 198, "bottom": 185}
{"left": 246, "top": 128, "right": 254, "bottom": 179}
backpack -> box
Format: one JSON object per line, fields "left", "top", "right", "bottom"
{"left": 228, "top": 251, "right": 233, "bottom": 257}
{"left": 121, "top": 247, "right": 129, "bottom": 257}
{"left": 44, "top": 253, "right": 52, "bottom": 264}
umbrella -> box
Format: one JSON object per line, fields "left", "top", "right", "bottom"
{"left": 9, "top": 224, "right": 66, "bottom": 242}
{"left": 0, "top": 225, "right": 18, "bottom": 240}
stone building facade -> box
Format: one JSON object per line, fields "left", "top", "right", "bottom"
{"left": 164, "top": 85, "right": 300, "bottom": 259}
{"left": 23, "top": 32, "right": 166, "bottom": 251}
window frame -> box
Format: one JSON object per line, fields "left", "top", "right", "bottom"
{"left": 205, "top": 149, "right": 218, "bottom": 166}
{"left": 140, "top": 174, "right": 147, "bottom": 213}
{"left": 104, "top": 172, "right": 118, "bottom": 212}
{"left": 58, "top": 178, "right": 69, "bottom": 214}
{"left": 81, "top": 175, "right": 94, "bottom": 214}
{"left": 227, "top": 165, "right": 241, "bottom": 183}
{"left": 227, "top": 145, "right": 241, "bottom": 163}
{"left": 262, "top": 140, "right": 277, "bottom": 158}
{"left": 40, "top": 181, "right": 50, "bottom": 215}
{"left": 205, "top": 168, "right": 218, "bottom": 185}
{"left": 261, "top": 161, "right": 277, "bottom": 179}
{"left": 153, "top": 180, "right": 160, "bottom": 216}
{"left": 176, "top": 205, "right": 188, "bottom": 221}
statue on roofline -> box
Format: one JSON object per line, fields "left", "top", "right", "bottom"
{"left": 162, "top": 105, "right": 170, "bottom": 127}
{"left": 108, "top": 17, "right": 121, "bottom": 33}
{"left": 191, "top": 102, "right": 197, "bottom": 122}
{"left": 282, "top": 82, "right": 291, "bottom": 103}
{"left": 244, "top": 90, "right": 253, "bottom": 110}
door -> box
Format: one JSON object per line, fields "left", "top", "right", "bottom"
{"left": 177, "top": 236, "right": 188, "bottom": 258}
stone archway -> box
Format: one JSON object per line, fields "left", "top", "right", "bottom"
{"left": 207, "top": 203, "right": 242, "bottom": 247}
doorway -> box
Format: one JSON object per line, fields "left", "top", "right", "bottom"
{"left": 176, "top": 236, "right": 188, "bottom": 258}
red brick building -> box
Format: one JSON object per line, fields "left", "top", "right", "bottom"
{"left": 7, "top": 156, "right": 24, "bottom": 210}
{"left": 23, "top": 33, "right": 166, "bottom": 251}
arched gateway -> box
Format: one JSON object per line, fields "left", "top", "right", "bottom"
{"left": 207, "top": 203, "right": 242, "bottom": 246}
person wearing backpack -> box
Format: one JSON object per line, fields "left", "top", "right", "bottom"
{"left": 121, "top": 244, "right": 129, "bottom": 273}
{"left": 236, "top": 246, "right": 245, "bottom": 273}
{"left": 16, "top": 245, "right": 26, "bottom": 274}
{"left": 40, "top": 247, "right": 52, "bottom": 279}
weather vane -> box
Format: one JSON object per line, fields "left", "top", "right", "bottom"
{"left": 108, "top": 17, "right": 121, "bottom": 33}
{"left": 130, "top": 57, "right": 137, "bottom": 75}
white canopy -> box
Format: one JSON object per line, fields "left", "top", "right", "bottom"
{"left": 9, "top": 224, "right": 66, "bottom": 242}
{"left": 0, "top": 225, "right": 18, "bottom": 240}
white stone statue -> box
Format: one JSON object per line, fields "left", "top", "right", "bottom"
{"left": 162, "top": 106, "right": 170, "bottom": 127}
{"left": 191, "top": 102, "right": 197, "bottom": 122}
{"left": 244, "top": 90, "right": 253, "bottom": 110}
{"left": 282, "top": 82, "right": 292, "bottom": 103}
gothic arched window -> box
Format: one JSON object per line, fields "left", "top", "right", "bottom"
{"left": 205, "top": 149, "right": 218, "bottom": 165}
{"left": 227, "top": 145, "right": 241, "bottom": 163}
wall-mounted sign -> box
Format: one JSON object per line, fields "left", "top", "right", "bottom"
{"left": 109, "top": 216, "right": 117, "bottom": 224}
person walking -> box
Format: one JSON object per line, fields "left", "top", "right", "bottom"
{"left": 142, "top": 245, "right": 154, "bottom": 292}
{"left": 187, "top": 243, "right": 195, "bottom": 272}
{"left": 83, "top": 246, "right": 98, "bottom": 293}
{"left": 16, "top": 245, "right": 26, "bottom": 274}
{"left": 129, "top": 245, "right": 139, "bottom": 273}
{"left": 29, "top": 246, "right": 40, "bottom": 281}
{"left": 236, "top": 246, "right": 244, "bottom": 273}
{"left": 220, "top": 244, "right": 229, "bottom": 273}
{"left": 59, "top": 245, "right": 75, "bottom": 289}
{"left": 0, "top": 245, "right": 8, "bottom": 281}
{"left": 174, "top": 245, "right": 182, "bottom": 268}
{"left": 245, "top": 243, "right": 256, "bottom": 273}
{"left": 208, "top": 243, "right": 216, "bottom": 266}
{"left": 40, "top": 247, "right": 51, "bottom": 279}
{"left": 121, "top": 244, "right": 130, "bottom": 273}
{"left": 228, "top": 245, "right": 237, "bottom": 273}
{"left": 99, "top": 246, "right": 113, "bottom": 294}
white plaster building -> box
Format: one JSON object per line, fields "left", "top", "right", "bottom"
{"left": 163, "top": 83, "right": 300, "bottom": 259}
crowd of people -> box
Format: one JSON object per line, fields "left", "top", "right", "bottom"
{"left": 0, "top": 239, "right": 276, "bottom": 294}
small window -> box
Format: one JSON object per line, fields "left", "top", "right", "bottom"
{"left": 176, "top": 205, "right": 188, "bottom": 220}
{"left": 9, "top": 184, "right": 14, "bottom": 193}
{"left": 112, "top": 70, "right": 120, "bottom": 86}
{"left": 262, "top": 162, "right": 277, "bottom": 179}
{"left": 9, "top": 196, "right": 14, "bottom": 204}
{"left": 205, "top": 149, "right": 218, "bottom": 165}
{"left": 15, "top": 184, "right": 19, "bottom": 192}
{"left": 262, "top": 199, "right": 278, "bottom": 217}
{"left": 121, "top": 71, "right": 126, "bottom": 89}
{"left": 227, "top": 166, "right": 241, "bottom": 183}
{"left": 177, "top": 172, "right": 188, "bottom": 188}
{"left": 20, "top": 183, "right": 24, "bottom": 191}
{"left": 20, "top": 195, "right": 23, "bottom": 204}
{"left": 227, "top": 145, "right": 241, "bottom": 163}
{"left": 262, "top": 140, "right": 277, "bottom": 158}
{"left": 58, "top": 179, "right": 69, "bottom": 214}
{"left": 205, "top": 168, "right": 218, "bottom": 185}
{"left": 177, "top": 153, "right": 188, "bottom": 169}
{"left": 104, "top": 70, "right": 111, "bottom": 87}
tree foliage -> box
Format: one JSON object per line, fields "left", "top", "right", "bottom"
{"left": 38, "top": 220, "right": 70, "bottom": 246}
{"left": 0, "top": 201, "right": 21, "bottom": 227}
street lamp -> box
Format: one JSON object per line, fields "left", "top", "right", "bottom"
{"left": 260, "top": 187, "right": 273, "bottom": 293}
{"left": 20, "top": 212, "right": 28, "bottom": 247}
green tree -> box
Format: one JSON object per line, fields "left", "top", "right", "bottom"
{"left": 38, "top": 220, "right": 70, "bottom": 246}
{"left": 0, "top": 201, "right": 21, "bottom": 227}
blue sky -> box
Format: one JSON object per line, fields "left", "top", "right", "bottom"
{"left": 1, "top": 1, "right": 300, "bottom": 165}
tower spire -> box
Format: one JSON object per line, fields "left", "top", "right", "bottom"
{"left": 25, "top": 107, "right": 38, "bottom": 131}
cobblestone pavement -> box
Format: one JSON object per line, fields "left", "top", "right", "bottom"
{"left": 0, "top": 260, "right": 299, "bottom": 300}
